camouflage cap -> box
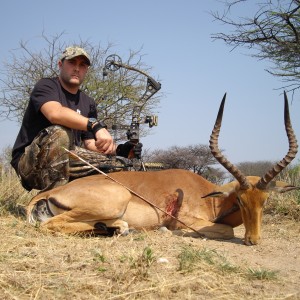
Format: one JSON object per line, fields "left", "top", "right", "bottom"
{"left": 60, "top": 46, "right": 91, "bottom": 65}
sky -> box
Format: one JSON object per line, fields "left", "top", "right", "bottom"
{"left": 0, "top": 0, "right": 299, "bottom": 165}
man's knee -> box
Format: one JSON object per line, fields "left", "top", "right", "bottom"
{"left": 37, "top": 125, "right": 74, "bottom": 149}
{"left": 18, "top": 126, "right": 74, "bottom": 191}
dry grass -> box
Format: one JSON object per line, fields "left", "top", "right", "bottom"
{"left": 0, "top": 171, "right": 35, "bottom": 217}
{"left": 264, "top": 192, "right": 300, "bottom": 221}
{"left": 0, "top": 173, "right": 299, "bottom": 299}
{"left": 1, "top": 216, "right": 299, "bottom": 300}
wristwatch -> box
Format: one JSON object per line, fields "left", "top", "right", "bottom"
{"left": 87, "top": 118, "right": 107, "bottom": 138}
{"left": 87, "top": 118, "right": 98, "bottom": 132}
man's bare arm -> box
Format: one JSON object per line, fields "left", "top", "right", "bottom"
{"left": 41, "top": 101, "right": 116, "bottom": 154}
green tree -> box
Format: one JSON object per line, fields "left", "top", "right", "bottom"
{"left": 212, "top": 0, "right": 300, "bottom": 94}
{"left": 235, "top": 160, "right": 275, "bottom": 177}
{"left": 145, "top": 144, "right": 226, "bottom": 183}
{"left": 0, "top": 32, "right": 161, "bottom": 142}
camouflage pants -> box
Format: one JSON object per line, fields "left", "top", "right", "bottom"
{"left": 18, "top": 126, "right": 126, "bottom": 191}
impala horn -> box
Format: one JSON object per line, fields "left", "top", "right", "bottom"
{"left": 209, "top": 93, "right": 250, "bottom": 190}
{"left": 256, "top": 91, "right": 298, "bottom": 190}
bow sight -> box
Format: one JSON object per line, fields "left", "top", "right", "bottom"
{"left": 103, "top": 54, "right": 161, "bottom": 145}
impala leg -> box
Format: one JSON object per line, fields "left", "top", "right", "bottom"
{"left": 174, "top": 219, "right": 234, "bottom": 240}
{"left": 41, "top": 210, "right": 129, "bottom": 235}
{"left": 41, "top": 212, "right": 98, "bottom": 233}
{"left": 27, "top": 181, "right": 132, "bottom": 235}
{"left": 94, "top": 219, "right": 129, "bottom": 235}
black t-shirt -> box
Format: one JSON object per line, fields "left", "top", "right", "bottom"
{"left": 11, "top": 77, "right": 97, "bottom": 171}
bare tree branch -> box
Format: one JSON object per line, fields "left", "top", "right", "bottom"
{"left": 211, "top": 0, "right": 300, "bottom": 94}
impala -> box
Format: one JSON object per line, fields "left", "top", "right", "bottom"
{"left": 27, "top": 92, "right": 299, "bottom": 245}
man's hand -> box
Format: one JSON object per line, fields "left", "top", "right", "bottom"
{"left": 94, "top": 128, "right": 117, "bottom": 154}
{"left": 116, "top": 142, "right": 143, "bottom": 159}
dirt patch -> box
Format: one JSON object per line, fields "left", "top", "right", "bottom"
{"left": 0, "top": 215, "right": 299, "bottom": 299}
{"left": 200, "top": 217, "right": 300, "bottom": 296}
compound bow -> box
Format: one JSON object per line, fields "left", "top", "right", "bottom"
{"left": 103, "top": 54, "right": 161, "bottom": 169}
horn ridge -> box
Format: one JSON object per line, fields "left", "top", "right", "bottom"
{"left": 256, "top": 91, "right": 298, "bottom": 190}
{"left": 209, "top": 93, "right": 250, "bottom": 190}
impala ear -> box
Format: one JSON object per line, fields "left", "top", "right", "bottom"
{"left": 202, "top": 181, "right": 239, "bottom": 199}
{"left": 202, "top": 191, "right": 231, "bottom": 199}
{"left": 264, "top": 181, "right": 300, "bottom": 193}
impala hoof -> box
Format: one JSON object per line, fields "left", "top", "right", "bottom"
{"left": 29, "top": 199, "right": 54, "bottom": 224}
